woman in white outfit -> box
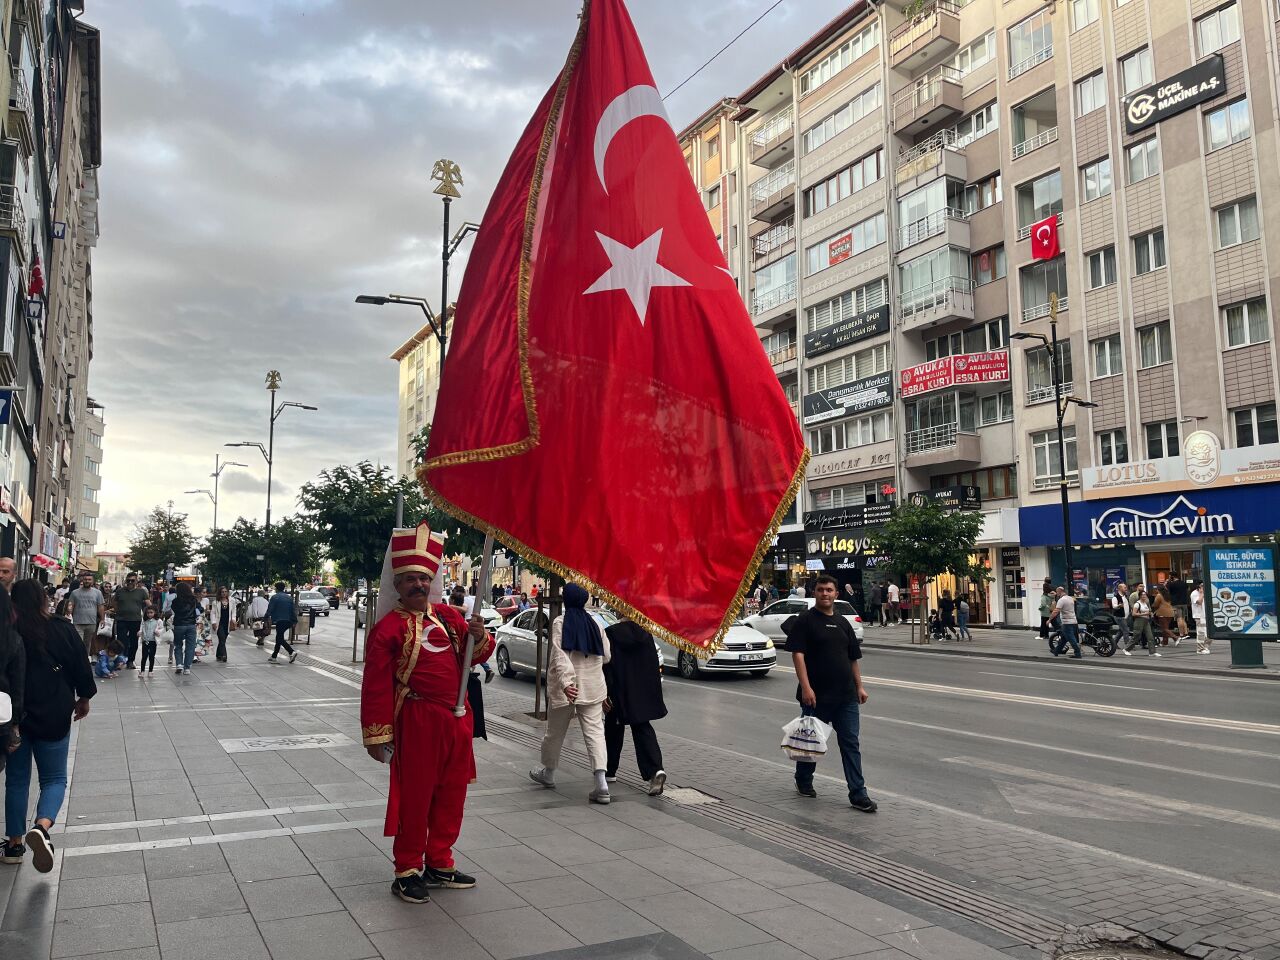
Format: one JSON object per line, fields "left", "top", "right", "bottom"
{"left": 529, "top": 583, "right": 613, "bottom": 804}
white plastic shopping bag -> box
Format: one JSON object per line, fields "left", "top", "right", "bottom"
{"left": 780, "top": 714, "right": 832, "bottom": 762}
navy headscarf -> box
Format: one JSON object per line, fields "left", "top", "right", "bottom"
{"left": 560, "top": 583, "right": 604, "bottom": 656}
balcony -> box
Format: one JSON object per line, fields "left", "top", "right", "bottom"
{"left": 1020, "top": 295, "right": 1069, "bottom": 323}
{"left": 753, "top": 280, "right": 796, "bottom": 316}
{"left": 0, "top": 184, "right": 28, "bottom": 263}
{"left": 8, "top": 65, "right": 33, "bottom": 156}
{"left": 896, "top": 207, "right": 969, "bottom": 253}
{"left": 889, "top": 0, "right": 962, "bottom": 71}
{"left": 1008, "top": 43, "right": 1053, "bottom": 81}
{"left": 904, "top": 423, "right": 982, "bottom": 468}
{"left": 750, "top": 108, "right": 794, "bottom": 170}
{"left": 1026, "top": 380, "right": 1074, "bottom": 406}
{"left": 766, "top": 342, "right": 797, "bottom": 369}
{"left": 895, "top": 129, "right": 967, "bottom": 188}
{"left": 892, "top": 65, "right": 963, "bottom": 137}
{"left": 1032, "top": 472, "right": 1079, "bottom": 491}
{"left": 752, "top": 217, "right": 795, "bottom": 266}
{"left": 1016, "top": 211, "right": 1063, "bottom": 241}
{"left": 1011, "top": 125, "right": 1058, "bottom": 161}
{"left": 749, "top": 160, "right": 796, "bottom": 222}
{"left": 898, "top": 276, "right": 975, "bottom": 331}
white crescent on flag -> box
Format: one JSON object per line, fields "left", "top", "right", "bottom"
{"left": 593, "top": 84, "right": 669, "bottom": 193}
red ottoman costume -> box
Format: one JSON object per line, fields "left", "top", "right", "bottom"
{"left": 360, "top": 523, "right": 495, "bottom": 878}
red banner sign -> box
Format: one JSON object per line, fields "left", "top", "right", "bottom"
{"left": 899, "top": 350, "right": 1010, "bottom": 398}
{"left": 828, "top": 234, "right": 853, "bottom": 266}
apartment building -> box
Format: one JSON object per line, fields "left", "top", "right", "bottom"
{"left": 683, "top": 0, "right": 1280, "bottom": 625}
{"left": 71, "top": 397, "right": 102, "bottom": 566}
{"left": 392, "top": 322, "right": 444, "bottom": 479}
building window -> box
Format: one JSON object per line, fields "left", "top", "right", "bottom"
{"left": 1120, "top": 48, "right": 1153, "bottom": 95}
{"left": 926, "top": 318, "right": 1009, "bottom": 361}
{"left": 931, "top": 464, "right": 1018, "bottom": 500}
{"left": 81, "top": 515, "right": 97, "bottom": 531}
{"left": 961, "top": 172, "right": 1002, "bottom": 216}
{"left": 798, "top": 21, "right": 880, "bottom": 96}
{"left": 952, "top": 31, "right": 995, "bottom": 77}
{"left": 1234, "top": 403, "right": 1279, "bottom": 448}
{"left": 806, "top": 343, "right": 890, "bottom": 392}
{"left": 1080, "top": 157, "right": 1112, "bottom": 202}
{"left": 805, "top": 277, "right": 888, "bottom": 332}
{"left": 972, "top": 246, "right": 1006, "bottom": 286}
{"left": 1216, "top": 197, "right": 1259, "bottom": 248}
{"left": 1011, "top": 89, "right": 1058, "bottom": 157}
{"left": 1205, "top": 98, "right": 1251, "bottom": 152}
{"left": 1032, "top": 427, "right": 1078, "bottom": 484}
{"left": 803, "top": 149, "right": 883, "bottom": 216}
{"left": 979, "top": 391, "right": 1015, "bottom": 426}
{"left": 706, "top": 135, "right": 719, "bottom": 158}
{"left": 1098, "top": 429, "right": 1129, "bottom": 466}
{"left": 1138, "top": 321, "right": 1172, "bottom": 368}
{"left": 809, "top": 411, "right": 893, "bottom": 454}
{"left": 1015, "top": 170, "right": 1063, "bottom": 231}
{"left": 1019, "top": 257, "right": 1068, "bottom": 319}
{"left": 1086, "top": 246, "right": 1117, "bottom": 289}
{"left": 1132, "top": 229, "right": 1166, "bottom": 275}
{"left": 811, "top": 480, "right": 885, "bottom": 510}
{"left": 1145, "top": 420, "right": 1179, "bottom": 459}
{"left": 900, "top": 246, "right": 971, "bottom": 309}
{"left": 1075, "top": 71, "right": 1107, "bottom": 117}
{"left": 1223, "top": 298, "right": 1269, "bottom": 348}
{"left": 805, "top": 213, "right": 886, "bottom": 276}
{"left": 82, "top": 484, "right": 97, "bottom": 503}
{"left": 949, "top": 102, "right": 999, "bottom": 147}
{"left": 1126, "top": 137, "right": 1160, "bottom": 183}
{"left": 752, "top": 253, "right": 796, "bottom": 313}
{"left": 802, "top": 83, "right": 881, "bottom": 153}
{"left": 1008, "top": 10, "right": 1054, "bottom": 79}
{"left": 84, "top": 457, "right": 99, "bottom": 476}
{"left": 1092, "top": 334, "right": 1123, "bottom": 378}
{"left": 705, "top": 184, "right": 721, "bottom": 209}
{"left": 1025, "top": 342, "right": 1074, "bottom": 394}
{"left": 1072, "top": 0, "right": 1100, "bottom": 29}
{"left": 1195, "top": 2, "right": 1241, "bottom": 56}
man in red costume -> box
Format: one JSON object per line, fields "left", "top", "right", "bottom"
{"left": 361, "top": 522, "right": 495, "bottom": 904}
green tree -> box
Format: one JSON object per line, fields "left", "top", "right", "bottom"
{"left": 870, "top": 499, "right": 989, "bottom": 643}
{"left": 200, "top": 517, "right": 321, "bottom": 588}
{"left": 200, "top": 519, "right": 264, "bottom": 587}
{"left": 267, "top": 516, "right": 322, "bottom": 586}
{"left": 127, "top": 507, "right": 197, "bottom": 579}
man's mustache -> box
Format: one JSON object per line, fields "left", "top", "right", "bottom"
{"left": 406, "top": 586, "right": 428, "bottom": 597}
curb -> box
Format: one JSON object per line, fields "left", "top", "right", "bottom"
{"left": 859, "top": 639, "right": 1280, "bottom": 681}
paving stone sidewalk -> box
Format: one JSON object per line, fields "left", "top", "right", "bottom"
{"left": 0, "top": 636, "right": 1047, "bottom": 960}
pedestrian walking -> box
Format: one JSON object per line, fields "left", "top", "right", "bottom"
{"left": 1153, "top": 586, "right": 1177, "bottom": 646}
{"left": 789, "top": 574, "right": 876, "bottom": 811}
{"left": 247, "top": 589, "right": 270, "bottom": 646}
{"left": 529, "top": 583, "right": 612, "bottom": 804}
{"left": 956, "top": 596, "right": 971, "bottom": 640}
{"left": 1050, "top": 586, "right": 1083, "bottom": 658}
{"left": 938, "top": 590, "right": 957, "bottom": 640}
{"left": 359, "top": 521, "right": 494, "bottom": 904}
{"left": 885, "top": 581, "right": 899, "bottom": 625}
{"left": 1037, "top": 583, "right": 1055, "bottom": 639}
{"left": 0, "top": 556, "right": 15, "bottom": 592}
{"left": 1110, "top": 582, "right": 1131, "bottom": 648}
{"left": 66, "top": 572, "right": 105, "bottom": 657}
{"left": 1190, "top": 581, "right": 1210, "bottom": 654}
{"left": 161, "top": 583, "right": 177, "bottom": 617}
{"left": 899, "top": 585, "right": 911, "bottom": 624}
{"left": 602, "top": 619, "right": 667, "bottom": 796}
{"left": 4, "top": 580, "right": 95, "bottom": 872}
{"left": 209, "top": 586, "right": 237, "bottom": 663}
{"left": 1122, "top": 589, "right": 1160, "bottom": 656}
{"left": 111, "top": 573, "right": 149, "bottom": 669}
{"left": 138, "top": 607, "right": 161, "bottom": 674}
{"left": 867, "top": 582, "right": 882, "bottom": 626}
{"left": 0, "top": 586, "right": 22, "bottom": 778}
{"left": 168, "top": 583, "right": 202, "bottom": 675}
{"left": 266, "top": 583, "right": 298, "bottom": 663}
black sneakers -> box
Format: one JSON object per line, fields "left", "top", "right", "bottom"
{"left": 1, "top": 840, "right": 24, "bottom": 864}
{"left": 424, "top": 866, "right": 476, "bottom": 889}
{"left": 796, "top": 782, "right": 817, "bottom": 798}
{"left": 391, "top": 872, "right": 432, "bottom": 903}
{"left": 850, "top": 795, "right": 879, "bottom": 814}
{"left": 26, "top": 825, "right": 54, "bottom": 872}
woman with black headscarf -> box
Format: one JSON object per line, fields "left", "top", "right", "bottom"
{"left": 603, "top": 619, "right": 667, "bottom": 796}
{"left": 529, "top": 583, "right": 612, "bottom": 803}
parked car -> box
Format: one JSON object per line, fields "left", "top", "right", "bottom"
{"left": 494, "top": 608, "right": 621, "bottom": 680}
{"left": 297, "top": 590, "right": 331, "bottom": 618}
{"left": 493, "top": 596, "right": 521, "bottom": 621}
{"left": 354, "top": 593, "right": 368, "bottom": 628}
{"left": 656, "top": 620, "right": 776, "bottom": 679}
{"left": 742, "top": 597, "right": 864, "bottom": 641}
{"left": 317, "top": 586, "right": 340, "bottom": 609}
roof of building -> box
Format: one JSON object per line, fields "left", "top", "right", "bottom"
{"left": 389, "top": 321, "right": 438, "bottom": 362}
{"left": 676, "top": 97, "right": 737, "bottom": 144}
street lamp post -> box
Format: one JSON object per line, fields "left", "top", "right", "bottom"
{"left": 1012, "top": 296, "right": 1097, "bottom": 589}
{"left": 192, "top": 455, "right": 248, "bottom": 534}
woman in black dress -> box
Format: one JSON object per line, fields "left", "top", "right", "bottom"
{"left": 602, "top": 620, "right": 668, "bottom": 796}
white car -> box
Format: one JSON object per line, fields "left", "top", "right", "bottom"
{"left": 297, "top": 590, "right": 331, "bottom": 618}
{"left": 494, "top": 608, "right": 621, "bottom": 679}
{"left": 657, "top": 620, "right": 776, "bottom": 679}
{"left": 742, "top": 598, "right": 864, "bottom": 641}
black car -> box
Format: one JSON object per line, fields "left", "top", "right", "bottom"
{"left": 317, "top": 586, "right": 340, "bottom": 609}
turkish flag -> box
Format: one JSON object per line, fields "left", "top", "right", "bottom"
{"left": 422, "top": 0, "right": 807, "bottom": 651}
{"left": 1030, "top": 214, "right": 1060, "bottom": 260}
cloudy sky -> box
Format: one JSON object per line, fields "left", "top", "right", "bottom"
{"left": 90, "top": 0, "right": 850, "bottom": 551}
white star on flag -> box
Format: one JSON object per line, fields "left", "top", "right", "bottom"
{"left": 583, "top": 229, "right": 691, "bottom": 326}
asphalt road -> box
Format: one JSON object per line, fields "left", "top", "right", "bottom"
{"left": 300, "top": 606, "right": 1280, "bottom": 904}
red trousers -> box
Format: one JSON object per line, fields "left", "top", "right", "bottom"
{"left": 387, "top": 699, "right": 475, "bottom": 876}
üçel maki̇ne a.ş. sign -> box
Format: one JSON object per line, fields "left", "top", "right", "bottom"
{"left": 1123, "top": 53, "right": 1225, "bottom": 136}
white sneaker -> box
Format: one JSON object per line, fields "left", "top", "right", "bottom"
{"left": 1152, "top": 652, "right": 1161, "bottom": 657}
{"left": 588, "top": 788, "right": 611, "bottom": 805}
{"left": 1121, "top": 649, "right": 1132, "bottom": 656}
{"left": 1173, "top": 637, "right": 1182, "bottom": 646}
{"left": 528, "top": 767, "right": 555, "bottom": 788}
{"left": 1199, "top": 648, "right": 1212, "bottom": 655}
{"left": 182, "top": 668, "right": 191, "bottom": 675}
{"left": 648, "top": 770, "right": 667, "bottom": 796}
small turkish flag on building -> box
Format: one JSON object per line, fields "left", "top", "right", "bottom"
{"left": 422, "top": 0, "right": 807, "bottom": 652}
{"left": 1030, "top": 214, "right": 1060, "bottom": 260}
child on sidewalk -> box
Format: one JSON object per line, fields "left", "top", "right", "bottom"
{"left": 139, "top": 606, "right": 161, "bottom": 674}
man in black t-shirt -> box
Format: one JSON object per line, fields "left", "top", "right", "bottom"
{"left": 790, "top": 574, "right": 877, "bottom": 813}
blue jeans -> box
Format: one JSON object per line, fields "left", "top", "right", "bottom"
{"left": 5, "top": 733, "right": 71, "bottom": 837}
{"left": 1052, "top": 622, "right": 1082, "bottom": 656}
{"left": 173, "top": 624, "right": 198, "bottom": 670}
{"left": 794, "top": 700, "right": 868, "bottom": 802}
{"left": 957, "top": 612, "right": 970, "bottom": 639}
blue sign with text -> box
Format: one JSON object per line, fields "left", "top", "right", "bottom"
{"left": 1204, "top": 545, "right": 1277, "bottom": 639}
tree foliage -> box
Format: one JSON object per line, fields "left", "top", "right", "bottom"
{"left": 200, "top": 517, "right": 321, "bottom": 588}
{"left": 127, "top": 507, "right": 197, "bottom": 578}
{"left": 871, "top": 499, "right": 989, "bottom": 586}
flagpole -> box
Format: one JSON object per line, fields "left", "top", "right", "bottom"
{"left": 453, "top": 533, "right": 494, "bottom": 717}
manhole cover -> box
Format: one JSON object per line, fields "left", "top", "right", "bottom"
{"left": 661, "top": 787, "right": 721, "bottom": 805}
{"left": 219, "top": 733, "right": 356, "bottom": 753}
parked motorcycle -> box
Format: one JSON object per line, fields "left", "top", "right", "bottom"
{"left": 1046, "top": 614, "right": 1119, "bottom": 657}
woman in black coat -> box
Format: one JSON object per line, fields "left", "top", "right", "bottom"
{"left": 602, "top": 620, "right": 667, "bottom": 796}
{"left": 0, "top": 586, "right": 23, "bottom": 776}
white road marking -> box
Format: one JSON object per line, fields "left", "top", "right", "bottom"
{"left": 978, "top": 671, "right": 1154, "bottom": 692}
{"left": 1121, "top": 734, "right": 1280, "bottom": 760}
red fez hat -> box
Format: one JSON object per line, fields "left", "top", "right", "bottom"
{"left": 389, "top": 521, "right": 445, "bottom": 579}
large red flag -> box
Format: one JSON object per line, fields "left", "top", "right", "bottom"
{"left": 422, "top": 0, "right": 807, "bottom": 652}
{"left": 1030, "top": 213, "right": 1060, "bottom": 260}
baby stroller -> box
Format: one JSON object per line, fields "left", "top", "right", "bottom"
{"left": 927, "top": 610, "right": 957, "bottom": 642}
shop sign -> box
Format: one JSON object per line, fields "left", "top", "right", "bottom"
{"left": 829, "top": 233, "right": 853, "bottom": 266}
{"left": 1203, "top": 545, "right": 1277, "bottom": 639}
{"left": 1123, "top": 53, "right": 1224, "bottom": 136}
{"left": 804, "top": 501, "right": 894, "bottom": 532}
{"left": 899, "top": 351, "right": 1009, "bottom": 399}
{"left": 1000, "top": 547, "right": 1021, "bottom": 567}
{"left": 805, "top": 529, "right": 886, "bottom": 567}
{"left": 908, "top": 485, "right": 982, "bottom": 511}
{"left": 805, "top": 305, "right": 889, "bottom": 359}
{"left": 1082, "top": 432, "right": 1280, "bottom": 500}
{"left": 808, "top": 442, "right": 894, "bottom": 479}
{"left": 802, "top": 371, "right": 892, "bottom": 425}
